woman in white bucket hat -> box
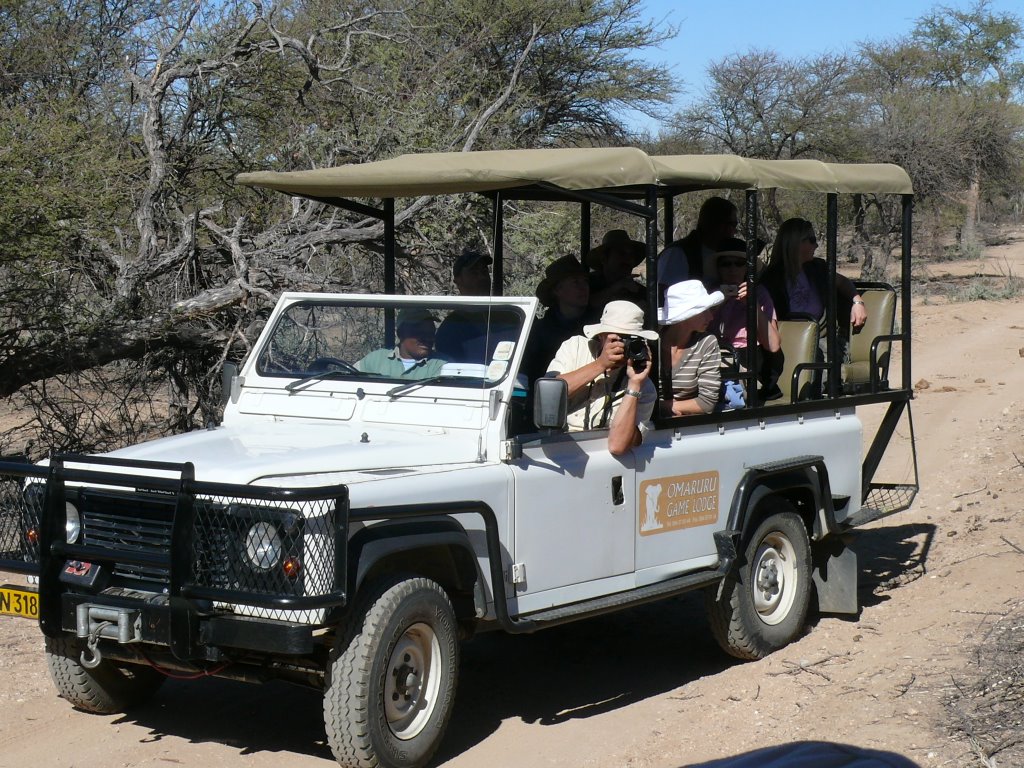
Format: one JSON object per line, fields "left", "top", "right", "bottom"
{"left": 658, "top": 280, "right": 725, "bottom": 416}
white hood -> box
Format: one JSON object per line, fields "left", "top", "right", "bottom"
{"left": 106, "top": 422, "right": 480, "bottom": 485}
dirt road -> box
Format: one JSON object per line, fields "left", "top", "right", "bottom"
{"left": 2, "top": 240, "right": 1023, "bottom": 768}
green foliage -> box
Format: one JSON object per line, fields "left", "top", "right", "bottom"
{"left": 0, "top": 0, "right": 677, "bottom": 448}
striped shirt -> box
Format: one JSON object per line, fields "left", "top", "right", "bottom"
{"left": 668, "top": 332, "right": 721, "bottom": 414}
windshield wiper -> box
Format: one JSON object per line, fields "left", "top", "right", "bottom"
{"left": 286, "top": 369, "right": 366, "bottom": 394}
{"left": 386, "top": 375, "right": 483, "bottom": 399}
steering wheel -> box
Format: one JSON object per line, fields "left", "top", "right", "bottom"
{"left": 309, "top": 356, "right": 360, "bottom": 375}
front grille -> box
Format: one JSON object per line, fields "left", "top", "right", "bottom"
{"left": 78, "top": 489, "right": 175, "bottom": 585}
{"left": 0, "top": 478, "right": 42, "bottom": 567}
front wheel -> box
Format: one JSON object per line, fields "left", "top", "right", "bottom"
{"left": 45, "top": 635, "right": 164, "bottom": 713}
{"left": 323, "top": 576, "right": 459, "bottom": 768}
{"left": 706, "top": 506, "right": 812, "bottom": 660}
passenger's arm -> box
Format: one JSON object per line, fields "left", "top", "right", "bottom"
{"left": 760, "top": 310, "right": 781, "bottom": 353}
{"left": 556, "top": 336, "right": 625, "bottom": 397}
{"left": 608, "top": 359, "right": 652, "bottom": 455}
{"left": 836, "top": 274, "right": 867, "bottom": 328}
{"left": 662, "top": 397, "right": 706, "bottom": 417}
{"left": 608, "top": 384, "right": 642, "bottom": 455}
{"left": 557, "top": 357, "right": 608, "bottom": 397}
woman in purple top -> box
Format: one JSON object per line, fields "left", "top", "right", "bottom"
{"left": 761, "top": 218, "right": 867, "bottom": 331}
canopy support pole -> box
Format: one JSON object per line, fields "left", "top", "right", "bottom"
{"left": 826, "top": 193, "right": 839, "bottom": 399}
{"left": 744, "top": 190, "right": 759, "bottom": 408}
{"left": 901, "top": 195, "right": 913, "bottom": 390}
{"left": 492, "top": 192, "right": 504, "bottom": 296}
{"left": 536, "top": 182, "right": 653, "bottom": 220}
{"left": 580, "top": 202, "right": 591, "bottom": 263}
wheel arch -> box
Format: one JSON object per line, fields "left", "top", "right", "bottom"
{"left": 725, "top": 457, "right": 859, "bottom": 617}
{"left": 726, "top": 456, "right": 840, "bottom": 543}
{"left": 347, "top": 518, "right": 483, "bottom": 624}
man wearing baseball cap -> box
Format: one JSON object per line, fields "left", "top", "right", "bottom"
{"left": 545, "top": 300, "right": 658, "bottom": 455}
{"left": 356, "top": 308, "right": 446, "bottom": 379}
{"left": 435, "top": 248, "right": 517, "bottom": 363}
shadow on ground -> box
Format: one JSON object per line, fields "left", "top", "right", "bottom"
{"left": 104, "top": 526, "right": 934, "bottom": 765}
{"left": 109, "top": 592, "right": 733, "bottom": 765}
{"left": 113, "top": 676, "right": 331, "bottom": 760}
{"left": 437, "top": 592, "right": 732, "bottom": 762}
{"left": 852, "top": 521, "right": 936, "bottom": 608}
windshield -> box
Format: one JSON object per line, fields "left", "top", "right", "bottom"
{"left": 255, "top": 298, "right": 527, "bottom": 389}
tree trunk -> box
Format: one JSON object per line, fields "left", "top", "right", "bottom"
{"left": 962, "top": 164, "right": 981, "bottom": 250}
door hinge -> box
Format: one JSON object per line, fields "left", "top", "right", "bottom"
{"left": 509, "top": 562, "right": 526, "bottom": 585}
{"left": 500, "top": 439, "right": 522, "bottom": 461}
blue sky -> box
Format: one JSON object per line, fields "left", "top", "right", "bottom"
{"left": 630, "top": 0, "right": 1021, "bottom": 132}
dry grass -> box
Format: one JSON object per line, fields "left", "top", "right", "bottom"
{"left": 945, "top": 599, "right": 1024, "bottom": 767}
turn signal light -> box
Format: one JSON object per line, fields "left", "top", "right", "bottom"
{"left": 282, "top": 557, "right": 302, "bottom": 578}
{"left": 26, "top": 527, "right": 39, "bottom": 545}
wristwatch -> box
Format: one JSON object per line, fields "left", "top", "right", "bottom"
{"left": 852, "top": 299, "right": 865, "bottom": 305}
{"left": 625, "top": 389, "right": 642, "bottom": 399}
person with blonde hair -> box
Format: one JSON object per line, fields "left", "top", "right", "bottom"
{"left": 760, "top": 218, "right": 867, "bottom": 394}
{"left": 761, "top": 218, "right": 867, "bottom": 330}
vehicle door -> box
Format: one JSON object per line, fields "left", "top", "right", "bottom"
{"left": 509, "top": 430, "right": 636, "bottom": 602}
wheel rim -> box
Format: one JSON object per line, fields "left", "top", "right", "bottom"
{"left": 384, "top": 622, "right": 442, "bottom": 740}
{"left": 751, "top": 530, "right": 798, "bottom": 626}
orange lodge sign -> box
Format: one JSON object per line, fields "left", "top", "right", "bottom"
{"left": 639, "top": 471, "right": 720, "bottom": 536}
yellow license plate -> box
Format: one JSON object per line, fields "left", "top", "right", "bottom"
{"left": 0, "top": 585, "right": 39, "bottom": 619}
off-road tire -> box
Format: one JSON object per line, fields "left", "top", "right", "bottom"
{"left": 706, "top": 506, "right": 812, "bottom": 660}
{"left": 45, "top": 635, "right": 164, "bottom": 713}
{"left": 323, "top": 575, "right": 459, "bottom": 768}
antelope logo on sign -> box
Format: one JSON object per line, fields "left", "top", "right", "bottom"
{"left": 638, "top": 471, "right": 720, "bottom": 536}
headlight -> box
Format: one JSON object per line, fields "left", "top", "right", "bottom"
{"left": 65, "top": 502, "right": 81, "bottom": 543}
{"left": 244, "top": 521, "right": 282, "bottom": 571}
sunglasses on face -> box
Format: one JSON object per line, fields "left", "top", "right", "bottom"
{"left": 803, "top": 235, "right": 818, "bottom": 245}
{"left": 718, "top": 259, "right": 745, "bottom": 268}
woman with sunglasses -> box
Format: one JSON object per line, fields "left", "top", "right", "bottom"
{"left": 761, "top": 218, "right": 868, "bottom": 331}
{"left": 760, "top": 218, "right": 868, "bottom": 397}
{"left": 714, "top": 238, "right": 781, "bottom": 357}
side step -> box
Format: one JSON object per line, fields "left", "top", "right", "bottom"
{"left": 517, "top": 533, "right": 737, "bottom": 631}
{"left": 844, "top": 482, "right": 919, "bottom": 529}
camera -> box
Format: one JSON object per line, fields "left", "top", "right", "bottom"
{"left": 621, "top": 335, "right": 650, "bottom": 373}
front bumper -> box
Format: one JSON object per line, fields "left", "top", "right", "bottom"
{"left": 1, "top": 454, "right": 350, "bottom": 660}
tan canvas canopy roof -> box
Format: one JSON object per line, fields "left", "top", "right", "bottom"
{"left": 237, "top": 148, "right": 913, "bottom": 199}
{"left": 652, "top": 155, "right": 914, "bottom": 195}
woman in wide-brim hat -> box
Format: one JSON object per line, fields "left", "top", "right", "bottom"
{"left": 523, "top": 255, "right": 598, "bottom": 382}
{"left": 659, "top": 280, "right": 725, "bottom": 416}
{"left": 536, "top": 254, "right": 589, "bottom": 308}
{"left": 587, "top": 229, "right": 648, "bottom": 312}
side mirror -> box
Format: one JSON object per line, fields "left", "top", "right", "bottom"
{"left": 533, "top": 376, "right": 568, "bottom": 431}
{"left": 220, "top": 362, "right": 239, "bottom": 407}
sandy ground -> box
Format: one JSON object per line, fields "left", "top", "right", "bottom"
{"left": 1, "top": 233, "right": 1023, "bottom": 768}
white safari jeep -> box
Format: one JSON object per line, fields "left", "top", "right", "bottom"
{"left": 0, "top": 149, "right": 919, "bottom": 768}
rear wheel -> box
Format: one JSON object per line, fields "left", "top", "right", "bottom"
{"left": 323, "top": 576, "right": 459, "bottom": 768}
{"left": 45, "top": 635, "right": 164, "bottom": 713}
{"left": 706, "top": 505, "right": 812, "bottom": 660}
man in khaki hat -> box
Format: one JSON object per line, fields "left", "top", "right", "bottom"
{"left": 546, "top": 300, "right": 658, "bottom": 455}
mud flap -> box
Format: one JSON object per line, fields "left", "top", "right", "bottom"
{"left": 811, "top": 536, "right": 858, "bottom": 615}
